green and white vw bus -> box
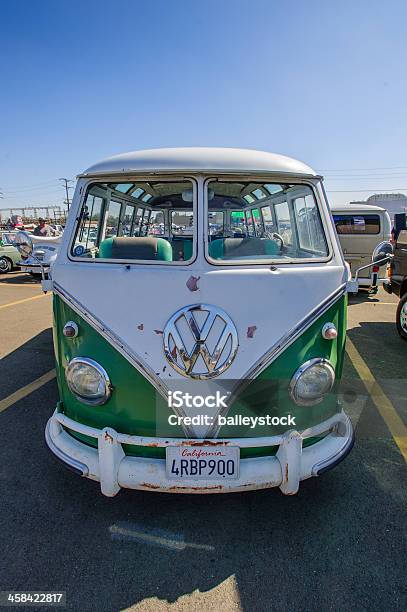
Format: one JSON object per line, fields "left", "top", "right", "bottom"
{"left": 42, "top": 148, "right": 356, "bottom": 496}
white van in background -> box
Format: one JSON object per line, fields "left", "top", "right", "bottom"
{"left": 330, "top": 204, "right": 391, "bottom": 290}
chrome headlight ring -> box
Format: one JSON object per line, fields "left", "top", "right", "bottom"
{"left": 65, "top": 357, "right": 112, "bottom": 406}
{"left": 289, "top": 358, "right": 335, "bottom": 406}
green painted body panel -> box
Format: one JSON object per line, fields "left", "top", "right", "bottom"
{"left": 52, "top": 293, "right": 347, "bottom": 458}
{"left": 52, "top": 295, "right": 185, "bottom": 439}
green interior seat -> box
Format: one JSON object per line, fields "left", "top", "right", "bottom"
{"left": 209, "top": 237, "right": 280, "bottom": 259}
{"left": 98, "top": 237, "right": 172, "bottom": 261}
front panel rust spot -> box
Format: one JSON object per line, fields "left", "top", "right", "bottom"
{"left": 186, "top": 276, "right": 200, "bottom": 292}
{"left": 141, "top": 482, "right": 161, "bottom": 490}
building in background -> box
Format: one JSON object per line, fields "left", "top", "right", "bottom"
{"left": 350, "top": 194, "right": 407, "bottom": 221}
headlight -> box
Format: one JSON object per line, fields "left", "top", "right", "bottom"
{"left": 289, "top": 358, "right": 335, "bottom": 406}
{"left": 66, "top": 357, "right": 111, "bottom": 405}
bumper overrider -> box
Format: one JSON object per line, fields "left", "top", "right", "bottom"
{"left": 45, "top": 410, "right": 354, "bottom": 496}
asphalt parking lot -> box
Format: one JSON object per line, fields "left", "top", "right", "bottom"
{"left": 0, "top": 272, "right": 406, "bottom": 612}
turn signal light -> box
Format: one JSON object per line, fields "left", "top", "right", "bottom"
{"left": 63, "top": 321, "right": 79, "bottom": 338}
{"left": 322, "top": 323, "right": 338, "bottom": 340}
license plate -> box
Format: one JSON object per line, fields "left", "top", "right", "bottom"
{"left": 166, "top": 445, "right": 240, "bottom": 480}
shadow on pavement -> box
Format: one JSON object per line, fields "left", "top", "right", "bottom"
{"left": 0, "top": 328, "right": 54, "bottom": 399}
{"left": 347, "top": 321, "right": 405, "bottom": 379}
{"left": 348, "top": 291, "right": 381, "bottom": 305}
{"left": 0, "top": 271, "right": 40, "bottom": 285}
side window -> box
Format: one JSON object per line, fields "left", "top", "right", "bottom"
{"left": 149, "top": 210, "right": 165, "bottom": 235}
{"left": 252, "top": 208, "right": 263, "bottom": 236}
{"left": 261, "top": 206, "right": 274, "bottom": 234}
{"left": 274, "top": 201, "right": 293, "bottom": 245}
{"left": 293, "top": 195, "right": 327, "bottom": 253}
{"left": 171, "top": 211, "right": 194, "bottom": 235}
{"left": 106, "top": 200, "right": 122, "bottom": 237}
{"left": 245, "top": 210, "right": 255, "bottom": 236}
{"left": 230, "top": 211, "right": 246, "bottom": 236}
{"left": 139, "top": 209, "right": 151, "bottom": 236}
{"left": 333, "top": 214, "right": 380, "bottom": 235}
{"left": 132, "top": 207, "right": 144, "bottom": 236}
{"left": 208, "top": 212, "right": 224, "bottom": 236}
{"left": 122, "top": 205, "right": 135, "bottom": 237}
{"left": 75, "top": 192, "right": 103, "bottom": 254}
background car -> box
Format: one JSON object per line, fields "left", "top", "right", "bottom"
{"left": 17, "top": 234, "right": 62, "bottom": 278}
{"left": 331, "top": 203, "right": 392, "bottom": 292}
{"left": 383, "top": 223, "right": 407, "bottom": 340}
{"left": 0, "top": 231, "right": 20, "bottom": 274}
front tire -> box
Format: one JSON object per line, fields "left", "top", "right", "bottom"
{"left": 0, "top": 257, "right": 12, "bottom": 274}
{"left": 396, "top": 293, "right": 407, "bottom": 340}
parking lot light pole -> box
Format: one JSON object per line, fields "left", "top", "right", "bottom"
{"left": 59, "top": 178, "right": 74, "bottom": 212}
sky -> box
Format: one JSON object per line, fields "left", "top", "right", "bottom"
{"left": 1, "top": 0, "right": 407, "bottom": 212}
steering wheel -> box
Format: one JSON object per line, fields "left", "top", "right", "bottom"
{"left": 264, "top": 231, "right": 285, "bottom": 252}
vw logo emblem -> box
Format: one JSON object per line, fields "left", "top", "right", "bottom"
{"left": 163, "top": 304, "right": 239, "bottom": 379}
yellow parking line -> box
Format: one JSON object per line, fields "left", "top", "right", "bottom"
{"left": 0, "top": 369, "right": 56, "bottom": 413}
{"left": 346, "top": 337, "right": 407, "bottom": 462}
{"left": 0, "top": 293, "right": 50, "bottom": 310}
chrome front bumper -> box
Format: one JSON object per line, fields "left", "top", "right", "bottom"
{"left": 18, "top": 261, "right": 50, "bottom": 272}
{"left": 45, "top": 410, "right": 354, "bottom": 496}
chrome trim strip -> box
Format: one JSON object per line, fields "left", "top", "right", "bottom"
{"left": 246, "top": 283, "right": 346, "bottom": 380}
{"left": 78, "top": 171, "right": 321, "bottom": 180}
{"left": 53, "top": 282, "right": 170, "bottom": 400}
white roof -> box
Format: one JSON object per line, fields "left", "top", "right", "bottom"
{"left": 330, "top": 203, "right": 386, "bottom": 212}
{"left": 82, "top": 147, "right": 317, "bottom": 177}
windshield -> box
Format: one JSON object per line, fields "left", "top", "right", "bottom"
{"left": 71, "top": 180, "right": 195, "bottom": 263}
{"left": 206, "top": 181, "right": 329, "bottom": 262}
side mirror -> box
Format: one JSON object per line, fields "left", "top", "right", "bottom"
{"left": 14, "top": 231, "right": 33, "bottom": 260}
{"left": 372, "top": 241, "right": 393, "bottom": 266}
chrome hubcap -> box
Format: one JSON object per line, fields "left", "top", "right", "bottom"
{"left": 400, "top": 303, "right": 407, "bottom": 333}
{"left": 0, "top": 258, "right": 9, "bottom": 272}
